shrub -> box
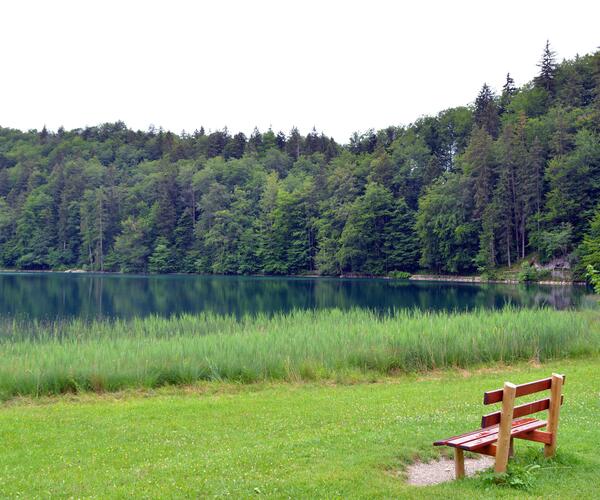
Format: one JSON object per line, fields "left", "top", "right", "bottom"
{"left": 480, "top": 268, "right": 500, "bottom": 281}
{"left": 587, "top": 265, "right": 600, "bottom": 293}
{"left": 479, "top": 463, "right": 541, "bottom": 490}
{"left": 537, "top": 269, "right": 552, "bottom": 281}
{"left": 518, "top": 263, "right": 551, "bottom": 282}
{"left": 518, "top": 262, "right": 538, "bottom": 282}
{"left": 535, "top": 224, "right": 573, "bottom": 263}
{"left": 388, "top": 271, "right": 411, "bottom": 279}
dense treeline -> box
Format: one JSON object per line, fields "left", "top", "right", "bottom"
{"left": 1, "top": 43, "right": 599, "bottom": 277}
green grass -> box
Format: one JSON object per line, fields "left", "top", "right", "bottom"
{"left": 1, "top": 357, "right": 598, "bottom": 498}
{"left": 1, "top": 308, "right": 599, "bottom": 399}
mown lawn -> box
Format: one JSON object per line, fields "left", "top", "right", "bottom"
{"left": 1, "top": 356, "right": 598, "bottom": 498}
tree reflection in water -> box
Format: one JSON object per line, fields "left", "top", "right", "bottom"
{"left": 0, "top": 272, "right": 594, "bottom": 324}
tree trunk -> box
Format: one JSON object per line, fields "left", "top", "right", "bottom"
{"left": 98, "top": 189, "right": 104, "bottom": 272}
{"left": 506, "top": 227, "right": 511, "bottom": 268}
{"left": 521, "top": 215, "right": 526, "bottom": 260}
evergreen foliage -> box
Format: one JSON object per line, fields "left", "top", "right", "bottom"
{"left": 0, "top": 45, "right": 599, "bottom": 276}
{"left": 535, "top": 40, "right": 558, "bottom": 95}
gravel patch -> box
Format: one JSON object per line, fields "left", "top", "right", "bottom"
{"left": 406, "top": 455, "right": 494, "bottom": 486}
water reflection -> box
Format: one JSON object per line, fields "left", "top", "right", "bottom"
{"left": 0, "top": 272, "right": 594, "bottom": 322}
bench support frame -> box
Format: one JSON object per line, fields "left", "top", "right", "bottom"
{"left": 434, "top": 373, "right": 565, "bottom": 480}
{"left": 544, "top": 373, "right": 563, "bottom": 457}
{"left": 454, "top": 448, "right": 465, "bottom": 479}
{"left": 495, "top": 382, "right": 517, "bottom": 472}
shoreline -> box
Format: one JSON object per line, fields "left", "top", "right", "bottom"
{"left": 0, "top": 268, "right": 588, "bottom": 286}
{"left": 407, "top": 274, "right": 587, "bottom": 286}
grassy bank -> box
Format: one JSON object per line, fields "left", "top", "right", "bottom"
{"left": 1, "top": 308, "right": 599, "bottom": 399}
{"left": 1, "top": 357, "right": 599, "bottom": 498}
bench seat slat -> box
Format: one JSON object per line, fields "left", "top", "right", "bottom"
{"left": 433, "top": 425, "right": 501, "bottom": 447}
{"left": 458, "top": 419, "right": 547, "bottom": 451}
{"left": 434, "top": 418, "right": 539, "bottom": 448}
{"left": 448, "top": 418, "right": 537, "bottom": 448}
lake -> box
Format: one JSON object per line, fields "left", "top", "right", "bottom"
{"left": 0, "top": 272, "right": 594, "bottom": 321}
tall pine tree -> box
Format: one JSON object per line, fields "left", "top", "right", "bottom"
{"left": 535, "top": 40, "right": 557, "bottom": 95}
{"left": 473, "top": 83, "right": 500, "bottom": 137}
{"left": 499, "top": 73, "right": 517, "bottom": 114}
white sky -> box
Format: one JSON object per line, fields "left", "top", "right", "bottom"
{"left": 1, "top": 1, "right": 599, "bottom": 143}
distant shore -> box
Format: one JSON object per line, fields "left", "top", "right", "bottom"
{"left": 407, "top": 274, "right": 587, "bottom": 286}
{"left": 0, "top": 268, "right": 588, "bottom": 286}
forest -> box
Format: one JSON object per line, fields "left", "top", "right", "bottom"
{"left": 1, "top": 42, "right": 599, "bottom": 279}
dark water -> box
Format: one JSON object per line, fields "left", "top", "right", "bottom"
{"left": 0, "top": 272, "right": 595, "bottom": 321}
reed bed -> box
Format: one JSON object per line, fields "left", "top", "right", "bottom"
{"left": 1, "top": 308, "right": 598, "bottom": 399}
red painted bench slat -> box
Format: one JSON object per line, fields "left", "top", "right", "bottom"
{"left": 481, "top": 395, "right": 564, "bottom": 428}
{"left": 434, "top": 418, "right": 542, "bottom": 448}
{"left": 458, "top": 419, "right": 547, "bottom": 451}
{"left": 483, "top": 375, "right": 566, "bottom": 405}
{"left": 517, "top": 429, "right": 553, "bottom": 445}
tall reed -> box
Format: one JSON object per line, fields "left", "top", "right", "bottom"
{"left": 1, "top": 308, "right": 598, "bottom": 399}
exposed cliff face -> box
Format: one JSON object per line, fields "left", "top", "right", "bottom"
{"left": 534, "top": 257, "right": 572, "bottom": 281}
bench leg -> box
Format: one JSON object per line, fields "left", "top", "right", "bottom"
{"left": 454, "top": 448, "right": 465, "bottom": 479}
{"left": 544, "top": 373, "right": 563, "bottom": 458}
{"left": 495, "top": 382, "right": 516, "bottom": 473}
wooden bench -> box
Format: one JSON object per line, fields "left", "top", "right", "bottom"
{"left": 434, "top": 373, "right": 565, "bottom": 479}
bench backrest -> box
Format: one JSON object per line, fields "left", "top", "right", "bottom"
{"left": 481, "top": 374, "right": 565, "bottom": 428}
{"left": 479, "top": 373, "right": 565, "bottom": 472}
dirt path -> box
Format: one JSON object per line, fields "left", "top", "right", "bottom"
{"left": 406, "top": 456, "right": 494, "bottom": 486}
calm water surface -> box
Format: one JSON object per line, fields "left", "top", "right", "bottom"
{"left": 0, "top": 272, "right": 594, "bottom": 321}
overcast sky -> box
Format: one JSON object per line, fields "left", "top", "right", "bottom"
{"left": 1, "top": 1, "right": 599, "bottom": 143}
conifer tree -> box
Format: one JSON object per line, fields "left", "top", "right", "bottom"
{"left": 173, "top": 208, "right": 195, "bottom": 272}
{"left": 499, "top": 73, "right": 517, "bottom": 114}
{"left": 473, "top": 83, "right": 500, "bottom": 137}
{"left": 464, "top": 126, "right": 496, "bottom": 218}
{"left": 535, "top": 40, "right": 558, "bottom": 95}
{"left": 39, "top": 125, "right": 49, "bottom": 144}
{"left": 275, "top": 131, "right": 287, "bottom": 150}
{"left": 223, "top": 132, "right": 246, "bottom": 159}
{"left": 512, "top": 115, "right": 530, "bottom": 259}
{"left": 591, "top": 51, "right": 600, "bottom": 130}
{"left": 338, "top": 183, "right": 394, "bottom": 274}
{"left": 286, "top": 127, "right": 302, "bottom": 160}
{"left": 494, "top": 161, "right": 514, "bottom": 267}
{"left": 153, "top": 162, "right": 179, "bottom": 241}
{"left": 262, "top": 128, "right": 277, "bottom": 151}
{"left": 304, "top": 127, "right": 320, "bottom": 155}
{"left": 476, "top": 201, "right": 500, "bottom": 271}
{"left": 384, "top": 197, "right": 419, "bottom": 271}
{"left": 247, "top": 127, "right": 263, "bottom": 154}
{"left": 526, "top": 136, "right": 545, "bottom": 250}
{"left": 148, "top": 237, "right": 175, "bottom": 273}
